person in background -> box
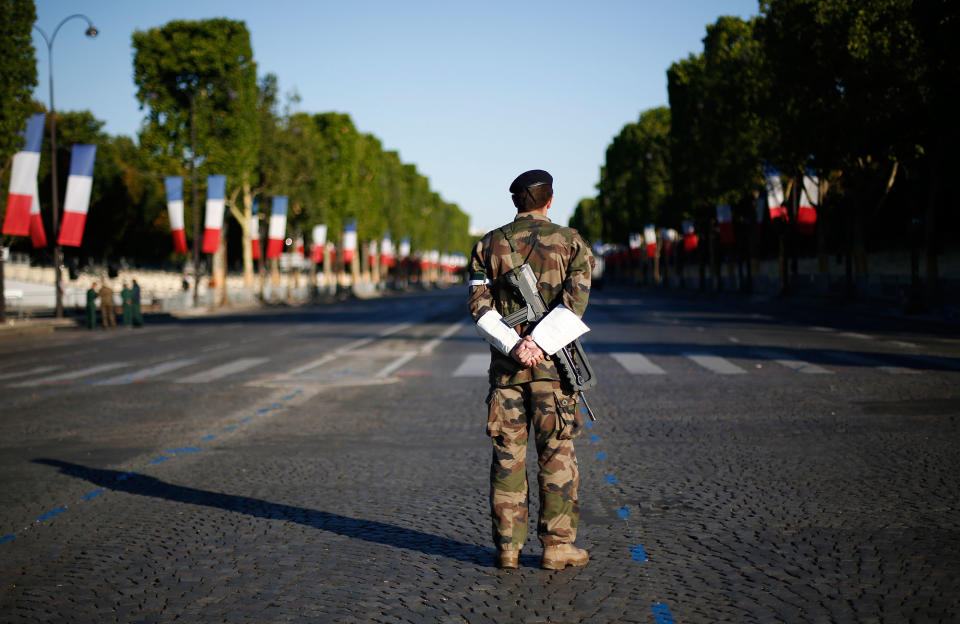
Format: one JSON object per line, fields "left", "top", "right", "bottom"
{"left": 85, "top": 282, "right": 99, "bottom": 330}
{"left": 99, "top": 282, "right": 116, "bottom": 328}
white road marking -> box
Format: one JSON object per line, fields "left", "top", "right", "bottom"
{"left": 13, "top": 362, "right": 130, "bottom": 386}
{"left": 610, "top": 353, "right": 667, "bottom": 375}
{"left": 838, "top": 332, "right": 873, "bottom": 340}
{"left": 826, "top": 351, "right": 919, "bottom": 374}
{"left": 453, "top": 354, "right": 490, "bottom": 377}
{"left": 286, "top": 322, "right": 413, "bottom": 375}
{"left": 97, "top": 359, "right": 197, "bottom": 385}
{"left": 178, "top": 358, "right": 269, "bottom": 383}
{"left": 753, "top": 349, "right": 833, "bottom": 374}
{"left": 0, "top": 365, "right": 61, "bottom": 382}
{"left": 684, "top": 354, "right": 747, "bottom": 375}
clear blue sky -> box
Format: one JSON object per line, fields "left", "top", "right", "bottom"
{"left": 32, "top": 0, "right": 759, "bottom": 235}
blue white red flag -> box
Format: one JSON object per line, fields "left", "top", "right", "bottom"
{"left": 342, "top": 219, "right": 357, "bottom": 264}
{"left": 311, "top": 224, "right": 327, "bottom": 263}
{"left": 57, "top": 144, "right": 96, "bottom": 247}
{"left": 250, "top": 199, "right": 260, "bottom": 260}
{"left": 164, "top": 176, "right": 188, "bottom": 254}
{"left": 266, "top": 196, "right": 287, "bottom": 259}
{"left": 3, "top": 113, "right": 45, "bottom": 236}
{"left": 202, "top": 175, "right": 226, "bottom": 253}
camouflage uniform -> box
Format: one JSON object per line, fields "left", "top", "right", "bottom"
{"left": 468, "top": 211, "right": 594, "bottom": 550}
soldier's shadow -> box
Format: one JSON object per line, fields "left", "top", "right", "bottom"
{"left": 33, "top": 458, "right": 493, "bottom": 566}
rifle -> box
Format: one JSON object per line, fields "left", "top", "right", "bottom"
{"left": 500, "top": 263, "right": 598, "bottom": 422}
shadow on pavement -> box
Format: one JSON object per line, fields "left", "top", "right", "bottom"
{"left": 32, "top": 458, "right": 493, "bottom": 566}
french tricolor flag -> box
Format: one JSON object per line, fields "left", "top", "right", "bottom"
{"left": 716, "top": 204, "right": 734, "bottom": 245}
{"left": 644, "top": 225, "right": 657, "bottom": 258}
{"left": 342, "top": 219, "right": 357, "bottom": 264}
{"left": 266, "top": 196, "right": 287, "bottom": 259}
{"left": 399, "top": 237, "right": 411, "bottom": 259}
{"left": 202, "top": 175, "right": 226, "bottom": 254}
{"left": 57, "top": 144, "right": 96, "bottom": 247}
{"left": 250, "top": 199, "right": 261, "bottom": 260}
{"left": 380, "top": 232, "right": 395, "bottom": 268}
{"left": 29, "top": 178, "right": 47, "bottom": 248}
{"left": 3, "top": 113, "right": 45, "bottom": 237}
{"left": 164, "top": 176, "right": 188, "bottom": 254}
{"left": 765, "top": 168, "right": 788, "bottom": 221}
{"left": 311, "top": 224, "right": 327, "bottom": 263}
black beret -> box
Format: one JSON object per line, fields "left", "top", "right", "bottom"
{"left": 509, "top": 169, "right": 553, "bottom": 194}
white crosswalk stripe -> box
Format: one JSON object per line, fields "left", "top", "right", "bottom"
{"left": 12, "top": 362, "right": 130, "bottom": 386}
{"left": 97, "top": 359, "right": 198, "bottom": 385}
{"left": 752, "top": 349, "right": 833, "bottom": 374}
{"left": 683, "top": 354, "right": 747, "bottom": 374}
{"left": 453, "top": 353, "right": 490, "bottom": 377}
{"left": 825, "top": 351, "right": 920, "bottom": 374}
{"left": 178, "top": 357, "right": 269, "bottom": 383}
{"left": 0, "top": 365, "right": 62, "bottom": 382}
{"left": 610, "top": 353, "right": 666, "bottom": 375}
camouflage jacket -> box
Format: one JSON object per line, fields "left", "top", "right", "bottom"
{"left": 468, "top": 212, "right": 594, "bottom": 387}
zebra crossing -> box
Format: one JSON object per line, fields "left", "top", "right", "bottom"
{"left": 0, "top": 345, "right": 945, "bottom": 390}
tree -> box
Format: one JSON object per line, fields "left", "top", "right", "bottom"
{"left": 569, "top": 198, "right": 602, "bottom": 245}
{"left": 595, "top": 106, "right": 672, "bottom": 245}
{"left": 133, "top": 18, "right": 260, "bottom": 298}
{"left": 0, "top": 0, "right": 38, "bottom": 323}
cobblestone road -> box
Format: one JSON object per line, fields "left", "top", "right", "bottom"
{"left": 1, "top": 287, "right": 958, "bottom": 622}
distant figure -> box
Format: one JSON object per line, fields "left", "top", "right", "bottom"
{"left": 131, "top": 279, "right": 144, "bottom": 327}
{"left": 85, "top": 282, "right": 99, "bottom": 330}
{"left": 121, "top": 283, "right": 133, "bottom": 327}
{"left": 99, "top": 283, "right": 116, "bottom": 328}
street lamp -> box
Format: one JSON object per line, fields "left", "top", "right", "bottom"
{"left": 33, "top": 14, "right": 98, "bottom": 319}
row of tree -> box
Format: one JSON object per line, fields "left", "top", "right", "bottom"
{"left": 1, "top": 9, "right": 471, "bottom": 297}
{"left": 571, "top": 0, "right": 958, "bottom": 303}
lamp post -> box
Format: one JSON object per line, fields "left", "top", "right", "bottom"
{"left": 34, "top": 14, "right": 98, "bottom": 318}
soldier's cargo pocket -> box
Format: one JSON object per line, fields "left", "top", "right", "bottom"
{"left": 486, "top": 388, "right": 504, "bottom": 437}
{"left": 554, "top": 390, "right": 582, "bottom": 440}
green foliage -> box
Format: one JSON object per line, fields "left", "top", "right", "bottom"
{"left": 569, "top": 197, "right": 602, "bottom": 244}
{"left": 133, "top": 18, "right": 260, "bottom": 187}
{"left": 595, "top": 106, "right": 672, "bottom": 244}
{"left": 0, "top": 0, "right": 38, "bottom": 171}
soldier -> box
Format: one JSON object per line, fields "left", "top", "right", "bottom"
{"left": 131, "top": 279, "right": 144, "bottom": 327}
{"left": 99, "top": 282, "right": 116, "bottom": 328}
{"left": 85, "top": 282, "right": 99, "bottom": 330}
{"left": 121, "top": 283, "right": 133, "bottom": 327}
{"left": 468, "top": 169, "right": 595, "bottom": 570}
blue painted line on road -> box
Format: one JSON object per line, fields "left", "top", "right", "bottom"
{"left": 166, "top": 447, "right": 202, "bottom": 453}
{"left": 81, "top": 489, "right": 105, "bottom": 501}
{"left": 605, "top": 474, "right": 618, "bottom": 484}
{"left": 630, "top": 545, "right": 647, "bottom": 562}
{"left": 617, "top": 506, "right": 630, "bottom": 519}
{"left": 201, "top": 435, "right": 216, "bottom": 441}
{"left": 584, "top": 420, "right": 594, "bottom": 428}
{"left": 651, "top": 603, "right": 675, "bottom": 624}
{"left": 596, "top": 452, "right": 607, "bottom": 460}
{"left": 283, "top": 395, "right": 295, "bottom": 400}
{"left": 0, "top": 534, "right": 14, "bottom": 544}
{"left": 3, "top": 401, "right": 14, "bottom": 407}
{"left": 148, "top": 457, "right": 168, "bottom": 465}
{"left": 271, "top": 402, "right": 281, "bottom": 408}
{"left": 295, "top": 389, "right": 303, "bottom": 394}
{"left": 223, "top": 425, "right": 237, "bottom": 432}
{"left": 590, "top": 435, "right": 600, "bottom": 442}
{"left": 256, "top": 408, "right": 269, "bottom": 414}
{"left": 37, "top": 507, "right": 68, "bottom": 521}
{"left": 116, "top": 471, "right": 138, "bottom": 481}
{"left": 239, "top": 418, "right": 251, "bottom": 423}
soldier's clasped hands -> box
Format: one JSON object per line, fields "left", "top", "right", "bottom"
{"left": 511, "top": 336, "right": 545, "bottom": 368}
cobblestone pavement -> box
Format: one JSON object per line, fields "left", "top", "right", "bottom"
{"left": 0, "top": 287, "right": 958, "bottom": 622}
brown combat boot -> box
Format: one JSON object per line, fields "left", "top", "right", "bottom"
{"left": 495, "top": 548, "right": 520, "bottom": 569}
{"left": 541, "top": 544, "right": 589, "bottom": 570}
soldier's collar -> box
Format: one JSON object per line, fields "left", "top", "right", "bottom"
{"left": 513, "top": 212, "right": 551, "bottom": 223}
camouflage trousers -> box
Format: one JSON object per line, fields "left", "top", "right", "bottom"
{"left": 486, "top": 380, "right": 580, "bottom": 550}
